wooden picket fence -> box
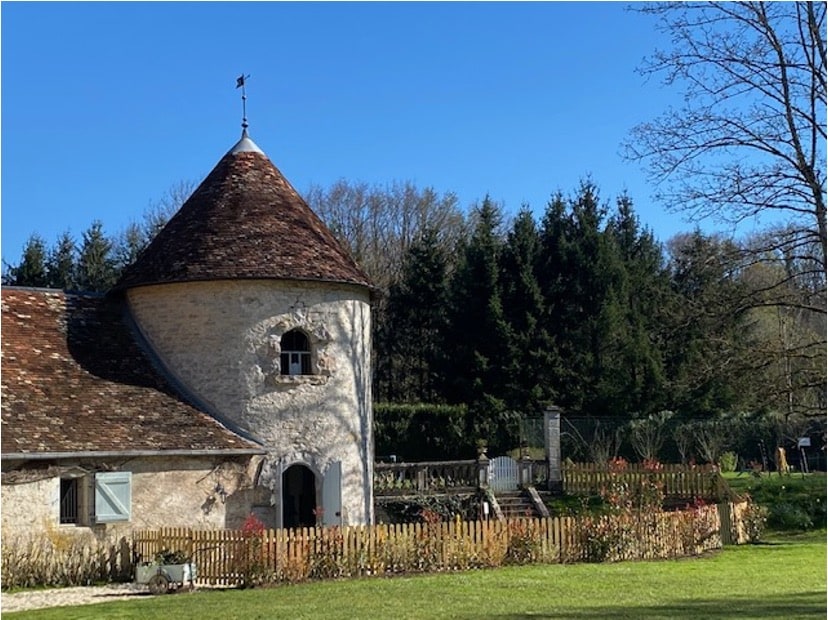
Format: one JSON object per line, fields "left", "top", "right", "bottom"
{"left": 134, "top": 502, "right": 736, "bottom": 586}
{"left": 562, "top": 462, "right": 727, "bottom": 499}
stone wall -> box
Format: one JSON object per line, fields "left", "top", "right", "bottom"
{"left": 1, "top": 455, "right": 259, "bottom": 538}
{"left": 126, "top": 279, "right": 373, "bottom": 525}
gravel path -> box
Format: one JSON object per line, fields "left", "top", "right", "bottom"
{"left": 2, "top": 583, "right": 156, "bottom": 613}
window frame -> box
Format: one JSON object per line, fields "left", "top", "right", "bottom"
{"left": 280, "top": 329, "right": 312, "bottom": 376}
{"left": 58, "top": 471, "right": 132, "bottom": 526}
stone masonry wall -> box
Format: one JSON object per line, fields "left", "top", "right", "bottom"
{"left": 126, "top": 280, "right": 373, "bottom": 525}
{"left": 1, "top": 455, "right": 259, "bottom": 539}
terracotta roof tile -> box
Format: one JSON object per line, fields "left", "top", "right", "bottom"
{"left": 1, "top": 288, "right": 261, "bottom": 456}
{"left": 114, "top": 137, "right": 371, "bottom": 291}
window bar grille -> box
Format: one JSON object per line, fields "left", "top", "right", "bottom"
{"left": 60, "top": 479, "right": 79, "bottom": 524}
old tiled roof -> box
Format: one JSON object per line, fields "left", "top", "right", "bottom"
{"left": 114, "top": 132, "right": 371, "bottom": 291}
{"left": 1, "top": 288, "right": 263, "bottom": 457}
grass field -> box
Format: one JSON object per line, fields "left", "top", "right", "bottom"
{"left": 5, "top": 530, "right": 825, "bottom": 620}
{"left": 722, "top": 471, "right": 826, "bottom": 493}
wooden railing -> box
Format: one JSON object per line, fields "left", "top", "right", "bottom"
{"left": 562, "top": 462, "right": 727, "bottom": 499}
{"left": 134, "top": 502, "right": 738, "bottom": 586}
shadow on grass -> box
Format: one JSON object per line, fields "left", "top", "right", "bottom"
{"left": 472, "top": 591, "right": 826, "bottom": 619}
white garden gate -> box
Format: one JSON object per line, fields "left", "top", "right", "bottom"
{"left": 488, "top": 456, "right": 519, "bottom": 492}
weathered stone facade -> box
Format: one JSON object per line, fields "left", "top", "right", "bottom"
{"left": 1, "top": 456, "right": 261, "bottom": 536}
{"left": 127, "top": 279, "right": 373, "bottom": 526}
{"left": 2, "top": 130, "right": 375, "bottom": 541}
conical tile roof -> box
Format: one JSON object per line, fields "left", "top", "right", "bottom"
{"left": 114, "top": 133, "right": 371, "bottom": 291}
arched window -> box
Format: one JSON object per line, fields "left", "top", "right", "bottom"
{"left": 280, "top": 329, "right": 311, "bottom": 375}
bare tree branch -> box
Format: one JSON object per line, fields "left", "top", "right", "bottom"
{"left": 625, "top": 2, "right": 826, "bottom": 271}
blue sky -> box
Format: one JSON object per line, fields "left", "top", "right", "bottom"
{"left": 2, "top": 2, "right": 693, "bottom": 265}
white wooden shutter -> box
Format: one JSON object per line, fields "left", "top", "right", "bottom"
{"left": 322, "top": 461, "right": 342, "bottom": 527}
{"left": 278, "top": 460, "right": 285, "bottom": 528}
{"left": 94, "top": 471, "right": 131, "bottom": 523}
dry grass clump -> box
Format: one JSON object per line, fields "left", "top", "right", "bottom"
{"left": 2, "top": 523, "right": 131, "bottom": 589}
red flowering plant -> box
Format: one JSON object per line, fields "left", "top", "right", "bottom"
{"left": 576, "top": 457, "right": 669, "bottom": 562}
{"left": 677, "top": 497, "right": 719, "bottom": 554}
{"left": 607, "top": 457, "right": 628, "bottom": 473}
{"left": 642, "top": 458, "right": 664, "bottom": 472}
{"left": 235, "top": 513, "right": 268, "bottom": 588}
{"left": 241, "top": 513, "right": 266, "bottom": 536}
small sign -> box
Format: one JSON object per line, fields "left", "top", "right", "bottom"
{"left": 798, "top": 437, "right": 811, "bottom": 448}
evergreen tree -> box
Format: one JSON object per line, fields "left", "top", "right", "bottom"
{"left": 538, "top": 183, "right": 652, "bottom": 418}
{"left": 382, "top": 227, "right": 451, "bottom": 403}
{"left": 46, "top": 231, "right": 77, "bottom": 290}
{"left": 76, "top": 221, "right": 116, "bottom": 292}
{"left": 113, "top": 222, "right": 146, "bottom": 274}
{"left": 602, "top": 195, "right": 669, "bottom": 416}
{"left": 4, "top": 234, "right": 49, "bottom": 287}
{"left": 445, "top": 197, "right": 517, "bottom": 452}
{"left": 663, "top": 231, "right": 751, "bottom": 418}
{"left": 538, "top": 183, "right": 615, "bottom": 416}
{"left": 499, "top": 208, "right": 558, "bottom": 412}
{"left": 538, "top": 191, "right": 579, "bottom": 406}
{"left": 568, "top": 183, "right": 628, "bottom": 417}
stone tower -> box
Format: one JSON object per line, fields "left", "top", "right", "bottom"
{"left": 114, "top": 130, "right": 374, "bottom": 528}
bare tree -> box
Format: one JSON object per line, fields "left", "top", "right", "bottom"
{"left": 304, "top": 179, "right": 468, "bottom": 292}
{"left": 113, "top": 179, "right": 196, "bottom": 270}
{"left": 628, "top": 410, "right": 675, "bottom": 461}
{"left": 626, "top": 2, "right": 826, "bottom": 285}
{"left": 672, "top": 422, "right": 696, "bottom": 465}
{"left": 141, "top": 179, "right": 197, "bottom": 242}
{"left": 694, "top": 417, "right": 744, "bottom": 465}
{"left": 588, "top": 422, "right": 626, "bottom": 465}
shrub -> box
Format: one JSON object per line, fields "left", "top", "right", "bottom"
{"left": 570, "top": 462, "right": 727, "bottom": 561}
{"left": 309, "top": 527, "right": 347, "bottom": 580}
{"left": 233, "top": 513, "right": 269, "bottom": 588}
{"left": 376, "top": 494, "right": 478, "bottom": 524}
{"left": 742, "top": 501, "right": 768, "bottom": 543}
{"left": 719, "top": 451, "right": 738, "bottom": 473}
{"left": 768, "top": 502, "right": 814, "bottom": 530}
{"left": 413, "top": 509, "right": 442, "bottom": 572}
{"left": 742, "top": 475, "right": 826, "bottom": 531}
{"left": 503, "top": 519, "right": 544, "bottom": 565}
{"left": 374, "top": 403, "right": 470, "bottom": 460}
{"left": 154, "top": 549, "right": 190, "bottom": 564}
{"left": 576, "top": 513, "right": 626, "bottom": 562}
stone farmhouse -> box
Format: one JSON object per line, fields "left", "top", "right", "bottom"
{"left": 1, "top": 129, "right": 375, "bottom": 538}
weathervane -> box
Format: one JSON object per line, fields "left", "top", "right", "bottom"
{"left": 236, "top": 74, "right": 251, "bottom": 132}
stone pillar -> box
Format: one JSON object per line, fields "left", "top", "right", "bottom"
{"left": 476, "top": 445, "right": 490, "bottom": 490}
{"left": 519, "top": 456, "right": 533, "bottom": 488}
{"left": 544, "top": 405, "right": 563, "bottom": 493}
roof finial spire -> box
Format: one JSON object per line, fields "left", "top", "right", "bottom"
{"left": 236, "top": 74, "right": 251, "bottom": 135}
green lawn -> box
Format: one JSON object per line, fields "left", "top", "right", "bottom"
{"left": 722, "top": 471, "right": 826, "bottom": 493}
{"left": 5, "top": 530, "right": 825, "bottom": 620}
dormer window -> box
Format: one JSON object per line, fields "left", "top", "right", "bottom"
{"left": 280, "top": 329, "right": 311, "bottom": 376}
